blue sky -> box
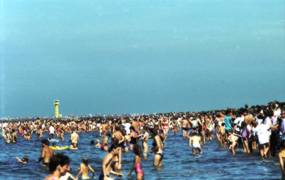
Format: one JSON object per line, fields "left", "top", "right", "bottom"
{"left": 1, "top": 0, "right": 285, "bottom": 117}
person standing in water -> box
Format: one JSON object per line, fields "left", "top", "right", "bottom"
{"left": 256, "top": 119, "right": 271, "bottom": 159}
{"left": 128, "top": 144, "right": 144, "bottom": 180}
{"left": 39, "top": 139, "right": 54, "bottom": 166}
{"left": 161, "top": 118, "right": 170, "bottom": 136}
{"left": 153, "top": 129, "right": 164, "bottom": 168}
{"left": 142, "top": 128, "right": 149, "bottom": 160}
{"left": 99, "top": 143, "right": 122, "bottom": 180}
{"left": 129, "top": 126, "right": 140, "bottom": 151}
{"left": 49, "top": 124, "right": 55, "bottom": 139}
{"left": 224, "top": 110, "right": 233, "bottom": 134}
{"left": 182, "top": 118, "right": 190, "bottom": 138}
{"left": 77, "top": 159, "right": 95, "bottom": 180}
{"left": 70, "top": 130, "right": 79, "bottom": 150}
{"left": 190, "top": 132, "right": 202, "bottom": 155}
{"left": 112, "top": 125, "right": 125, "bottom": 171}
{"left": 227, "top": 130, "right": 239, "bottom": 156}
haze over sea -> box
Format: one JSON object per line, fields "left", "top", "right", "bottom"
{"left": 1, "top": 0, "right": 285, "bottom": 118}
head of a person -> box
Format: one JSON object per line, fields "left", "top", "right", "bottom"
{"left": 115, "top": 125, "right": 121, "bottom": 132}
{"left": 264, "top": 109, "right": 274, "bottom": 117}
{"left": 241, "top": 121, "right": 247, "bottom": 128}
{"left": 192, "top": 131, "right": 199, "bottom": 136}
{"left": 227, "top": 130, "right": 233, "bottom": 135}
{"left": 226, "top": 109, "right": 231, "bottom": 116}
{"left": 90, "top": 140, "right": 95, "bottom": 145}
{"left": 275, "top": 103, "right": 279, "bottom": 109}
{"left": 41, "top": 139, "right": 49, "bottom": 147}
{"left": 48, "top": 153, "right": 70, "bottom": 175}
{"left": 22, "top": 156, "right": 29, "bottom": 163}
{"left": 130, "top": 126, "right": 135, "bottom": 133}
{"left": 82, "top": 159, "right": 89, "bottom": 166}
{"left": 257, "top": 113, "right": 264, "bottom": 120}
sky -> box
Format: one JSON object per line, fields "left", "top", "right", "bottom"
{"left": 0, "top": 0, "right": 285, "bottom": 118}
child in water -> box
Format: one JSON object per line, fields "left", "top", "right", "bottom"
{"left": 77, "top": 159, "right": 95, "bottom": 180}
{"left": 227, "top": 131, "right": 239, "bottom": 156}
{"left": 16, "top": 156, "right": 29, "bottom": 164}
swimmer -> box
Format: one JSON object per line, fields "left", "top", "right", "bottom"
{"left": 77, "top": 159, "right": 95, "bottom": 180}
{"left": 16, "top": 156, "right": 29, "bottom": 164}
{"left": 90, "top": 139, "right": 102, "bottom": 148}
{"left": 128, "top": 144, "right": 144, "bottom": 180}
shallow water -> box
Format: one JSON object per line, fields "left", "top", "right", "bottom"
{"left": 0, "top": 132, "right": 281, "bottom": 180}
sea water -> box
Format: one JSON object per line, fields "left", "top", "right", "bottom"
{"left": 0, "top": 132, "right": 281, "bottom": 180}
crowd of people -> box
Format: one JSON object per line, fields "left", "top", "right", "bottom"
{"left": 1, "top": 101, "right": 285, "bottom": 179}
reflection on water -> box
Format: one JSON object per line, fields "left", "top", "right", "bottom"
{"left": 0, "top": 132, "right": 281, "bottom": 179}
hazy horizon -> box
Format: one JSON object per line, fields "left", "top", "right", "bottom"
{"left": 1, "top": 0, "right": 285, "bottom": 118}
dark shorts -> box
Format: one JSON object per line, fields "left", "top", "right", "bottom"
{"left": 98, "top": 173, "right": 104, "bottom": 180}
{"left": 192, "top": 147, "right": 201, "bottom": 155}
{"left": 259, "top": 143, "right": 269, "bottom": 149}
{"left": 119, "top": 142, "right": 125, "bottom": 148}
{"left": 182, "top": 127, "right": 189, "bottom": 131}
{"left": 98, "top": 171, "right": 106, "bottom": 180}
{"left": 156, "top": 153, "right": 164, "bottom": 160}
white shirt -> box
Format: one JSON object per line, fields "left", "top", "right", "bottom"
{"left": 274, "top": 108, "right": 281, "bottom": 118}
{"left": 264, "top": 117, "right": 272, "bottom": 127}
{"left": 71, "top": 132, "right": 79, "bottom": 143}
{"left": 49, "top": 126, "right": 55, "bottom": 134}
{"left": 123, "top": 123, "right": 131, "bottom": 135}
{"left": 234, "top": 116, "right": 244, "bottom": 131}
{"left": 256, "top": 124, "right": 271, "bottom": 144}
{"left": 256, "top": 117, "right": 263, "bottom": 125}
